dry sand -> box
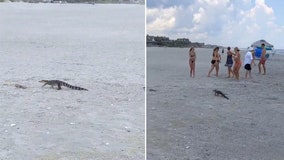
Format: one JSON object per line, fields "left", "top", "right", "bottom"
{"left": 0, "top": 3, "right": 144, "bottom": 160}
{"left": 147, "top": 47, "right": 284, "bottom": 160}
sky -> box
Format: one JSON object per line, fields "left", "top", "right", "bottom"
{"left": 146, "top": 0, "right": 284, "bottom": 49}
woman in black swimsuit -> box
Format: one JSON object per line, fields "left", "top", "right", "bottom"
{"left": 208, "top": 47, "right": 221, "bottom": 77}
{"left": 189, "top": 47, "right": 196, "bottom": 78}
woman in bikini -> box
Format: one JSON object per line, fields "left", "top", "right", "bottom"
{"left": 233, "top": 47, "right": 242, "bottom": 80}
{"left": 189, "top": 47, "right": 196, "bottom": 78}
{"left": 208, "top": 47, "right": 221, "bottom": 77}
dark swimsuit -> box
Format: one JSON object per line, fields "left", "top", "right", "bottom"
{"left": 211, "top": 51, "right": 219, "bottom": 64}
{"left": 225, "top": 54, "right": 233, "bottom": 67}
{"left": 190, "top": 54, "right": 195, "bottom": 63}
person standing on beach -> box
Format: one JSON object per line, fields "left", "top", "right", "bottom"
{"left": 208, "top": 47, "right": 221, "bottom": 77}
{"left": 258, "top": 43, "right": 267, "bottom": 75}
{"left": 244, "top": 47, "right": 254, "bottom": 79}
{"left": 233, "top": 47, "right": 241, "bottom": 80}
{"left": 189, "top": 47, "right": 196, "bottom": 78}
{"left": 225, "top": 47, "right": 234, "bottom": 78}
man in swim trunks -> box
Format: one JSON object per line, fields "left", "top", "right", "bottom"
{"left": 258, "top": 43, "right": 266, "bottom": 75}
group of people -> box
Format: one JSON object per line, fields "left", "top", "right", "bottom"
{"left": 188, "top": 43, "right": 267, "bottom": 79}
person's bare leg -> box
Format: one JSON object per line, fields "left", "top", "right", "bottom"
{"left": 189, "top": 62, "right": 191, "bottom": 76}
{"left": 263, "top": 64, "right": 266, "bottom": 75}
{"left": 258, "top": 62, "right": 261, "bottom": 74}
{"left": 249, "top": 70, "right": 252, "bottom": 78}
{"left": 235, "top": 68, "right": 240, "bottom": 80}
{"left": 208, "top": 65, "right": 214, "bottom": 77}
{"left": 192, "top": 63, "right": 195, "bottom": 78}
{"left": 215, "top": 64, "right": 219, "bottom": 77}
{"left": 189, "top": 62, "right": 192, "bottom": 77}
{"left": 227, "top": 68, "right": 230, "bottom": 78}
{"left": 233, "top": 67, "right": 237, "bottom": 78}
{"left": 230, "top": 68, "right": 234, "bottom": 77}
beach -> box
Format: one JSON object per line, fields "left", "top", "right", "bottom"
{"left": 0, "top": 3, "right": 145, "bottom": 159}
{"left": 147, "top": 47, "right": 284, "bottom": 160}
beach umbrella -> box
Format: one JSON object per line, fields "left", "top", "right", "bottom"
{"left": 250, "top": 39, "right": 274, "bottom": 48}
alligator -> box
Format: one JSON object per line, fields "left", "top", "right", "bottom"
{"left": 39, "top": 80, "right": 88, "bottom": 91}
{"left": 213, "top": 89, "right": 229, "bottom": 100}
